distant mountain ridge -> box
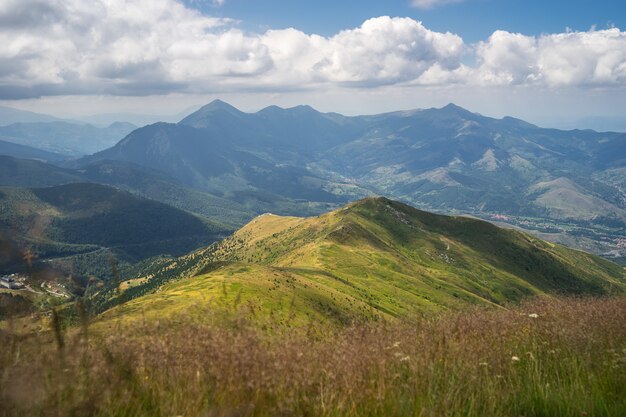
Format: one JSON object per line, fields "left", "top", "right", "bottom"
{"left": 0, "top": 105, "right": 74, "bottom": 126}
{"left": 0, "top": 121, "right": 136, "bottom": 156}
{"left": 86, "top": 99, "right": 626, "bottom": 205}
{"left": 0, "top": 140, "right": 66, "bottom": 163}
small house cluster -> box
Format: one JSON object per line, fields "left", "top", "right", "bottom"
{"left": 0, "top": 274, "right": 26, "bottom": 289}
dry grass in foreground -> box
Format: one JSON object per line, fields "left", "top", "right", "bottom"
{"left": 1, "top": 296, "right": 625, "bottom": 417}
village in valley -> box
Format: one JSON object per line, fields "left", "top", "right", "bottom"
{"left": 1, "top": 273, "right": 69, "bottom": 298}
{"left": 0, "top": 273, "right": 26, "bottom": 290}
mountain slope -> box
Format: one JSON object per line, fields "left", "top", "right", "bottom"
{"left": 323, "top": 104, "right": 625, "bottom": 216}
{"left": 528, "top": 177, "right": 626, "bottom": 222}
{"left": 80, "top": 160, "right": 255, "bottom": 228}
{"left": 0, "top": 183, "right": 231, "bottom": 279}
{"left": 82, "top": 120, "right": 370, "bottom": 204}
{"left": 97, "top": 198, "right": 625, "bottom": 325}
{"left": 0, "top": 155, "right": 83, "bottom": 187}
{"left": 0, "top": 156, "right": 337, "bottom": 231}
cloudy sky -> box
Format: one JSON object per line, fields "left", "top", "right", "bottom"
{"left": 1, "top": 0, "right": 625, "bottom": 128}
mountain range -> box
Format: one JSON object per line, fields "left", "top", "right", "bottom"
{"left": 1, "top": 99, "right": 624, "bottom": 281}
{"left": 74, "top": 100, "right": 625, "bottom": 264}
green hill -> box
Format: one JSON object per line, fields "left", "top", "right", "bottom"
{"left": 97, "top": 198, "right": 625, "bottom": 326}
{"left": 0, "top": 155, "right": 82, "bottom": 187}
{"left": 0, "top": 183, "right": 231, "bottom": 280}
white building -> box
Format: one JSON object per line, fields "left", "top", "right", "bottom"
{"left": 0, "top": 274, "right": 25, "bottom": 289}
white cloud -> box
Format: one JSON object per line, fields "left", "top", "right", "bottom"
{"left": 411, "top": 0, "right": 466, "bottom": 10}
{"left": 0, "top": 0, "right": 234, "bottom": 97}
{"left": 261, "top": 17, "right": 466, "bottom": 86}
{"left": 474, "top": 28, "right": 626, "bottom": 87}
{"left": 0, "top": 0, "right": 625, "bottom": 99}
{"left": 0, "top": 3, "right": 467, "bottom": 97}
{"left": 474, "top": 31, "right": 539, "bottom": 85}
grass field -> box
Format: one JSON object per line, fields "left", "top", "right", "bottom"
{"left": 1, "top": 296, "right": 625, "bottom": 417}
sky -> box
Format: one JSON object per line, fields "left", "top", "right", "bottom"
{"left": 1, "top": 0, "right": 625, "bottom": 129}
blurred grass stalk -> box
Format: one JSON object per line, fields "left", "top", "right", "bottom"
{"left": 1, "top": 295, "right": 625, "bottom": 417}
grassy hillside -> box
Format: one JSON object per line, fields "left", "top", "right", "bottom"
{"left": 97, "top": 198, "right": 625, "bottom": 326}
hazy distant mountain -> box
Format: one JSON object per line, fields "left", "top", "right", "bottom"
{"left": 322, "top": 103, "right": 626, "bottom": 219}
{"left": 0, "top": 105, "right": 72, "bottom": 126}
{"left": 0, "top": 121, "right": 136, "bottom": 156}
{"left": 179, "top": 99, "right": 364, "bottom": 160}
{"left": 72, "top": 105, "right": 201, "bottom": 127}
{"left": 83, "top": 113, "right": 370, "bottom": 203}
{"left": 554, "top": 116, "right": 626, "bottom": 133}
{"left": 0, "top": 139, "right": 66, "bottom": 162}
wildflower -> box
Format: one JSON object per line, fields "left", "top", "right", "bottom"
{"left": 511, "top": 356, "right": 520, "bottom": 362}
{"left": 528, "top": 313, "right": 539, "bottom": 318}
{"left": 400, "top": 356, "right": 410, "bottom": 362}
{"left": 479, "top": 362, "right": 488, "bottom": 367}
